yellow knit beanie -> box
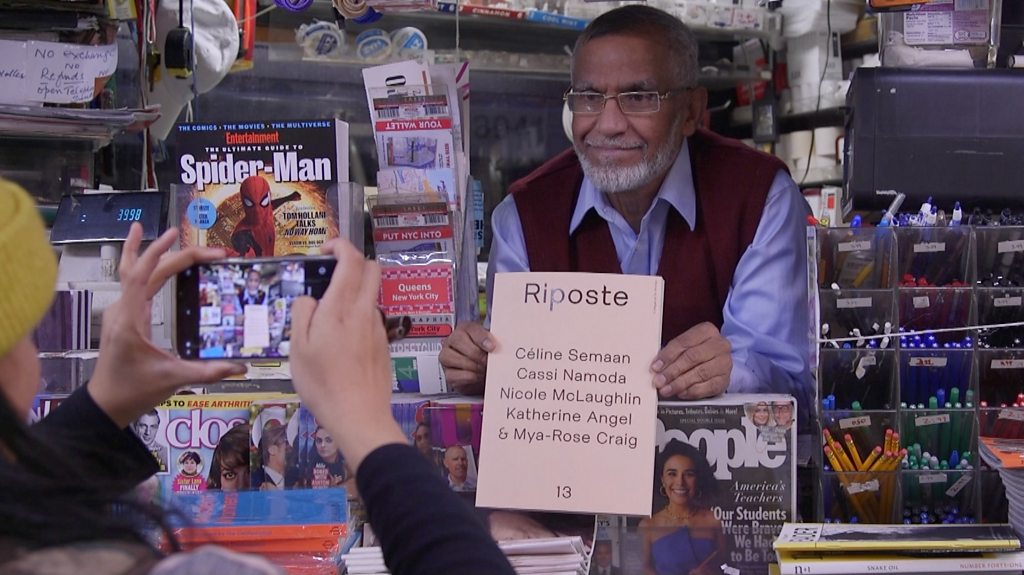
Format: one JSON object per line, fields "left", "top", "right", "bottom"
{"left": 0, "top": 179, "right": 57, "bottom": 358}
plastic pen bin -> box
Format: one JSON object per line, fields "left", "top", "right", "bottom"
{"left": 819, "top": 288, "right": 896, "bottom": 345}
{"left": 976, "top": 349, "right": 1024, "bottom": 407}
{"left": 975, "top": 288, "right": 1024, "bottom": 349}
{"left": 900, "top": 469, "right": 978, "bottom": 524}
{"left": 819, "top": 348, "right": 898, "bottom": 410}
{"left": 899, "top": 408, "right": 977, "bottom": 471}
{"left": 817, "top": 226, "right": 896, "bottom": 289}
{"left": 975, "top": 226, "right": 1024, "bottom": 288}
{"left": 897, "top": 286, "right": 974, "bottom": 345}
{"left": 821, "top": 470, "right": 902, "bottom": 524}
{"left": 895, "top": 226, "right": 973, "bottom": 287}
{"left": 898, "top": 349, "right": 974, "bottom": 409}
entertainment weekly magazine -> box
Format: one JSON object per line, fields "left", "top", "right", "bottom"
{"left": 615, "top": 394, "right": 797, "bottom": 575}
{"left": 173, "top": 120, "right": 350, "bottom": 256}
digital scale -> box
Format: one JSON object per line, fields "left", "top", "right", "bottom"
{"left": 51, "top": 191, "right": 172, "bottom": 348}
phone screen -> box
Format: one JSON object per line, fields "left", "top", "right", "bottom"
{"left": 176, "top": 256, "right": 335, "bottom": 360}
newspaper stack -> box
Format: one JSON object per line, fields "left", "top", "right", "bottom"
{"left": 978, "top": 436, "right": 1024, "bottom": 537}
{"left": 341, "top": 536, "right": 588, "bottom": 575}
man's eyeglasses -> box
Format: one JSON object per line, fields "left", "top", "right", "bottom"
{"left": 563, "top": 88, "right": 691, "bottom": 115}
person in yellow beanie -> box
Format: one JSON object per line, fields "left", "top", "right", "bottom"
{"left": 0, "top": 179, "right": 517, "bottom": 575}
{"left": 0, "top": 179, "right": 251, "bottom": 571}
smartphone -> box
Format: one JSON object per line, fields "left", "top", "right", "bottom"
{"left": 175, "top": 255, "right": 337, "bottom": 360}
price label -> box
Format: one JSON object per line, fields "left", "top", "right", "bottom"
{"left": 994, "top": 296, "right": 1023, "bottom": 307}
{"left": 919, "top": 473, "right": 947, "bottom": 485}
{"left": 915, "top": 413, "right": 951, "bottom": 427}
{"left": 913, "top": 242, "right": 946, "bottom": 253}
{"left": 998, "top": 409, "right": 1024, "bottom": 422}
{"left": 997, "top": 239, "right": 1024, "bottom": 254}
{"left": 991, "top": 359, "right": 1024, "bottom": 370}
{"left": 838, "top": 240, "right": 871, "bottom": 253}
{"left": 839, "top": 415, "right": 871, "bottom": 429}
{"left": 909, "top": 357, "right": 948, "bottom": 367}
{"left": 837, "top": 297, "right": 872, "bottom": 309}
{"left": 913, "top": 296, "right": 930, "bottom": 309}
{"left": 846, "top": 479, "right": 880, "bottom": 494}
{"left": 945, "top": 474, "right": 972, "bottom": 497}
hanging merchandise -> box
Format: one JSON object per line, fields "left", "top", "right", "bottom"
{"left": 147, "top": 0, "right": 240, "bottom": 141}
{"left": 333, "top": 0, "right": 383, "bottom": 24}
{"left": 165, "top": 0, "right": 195, "bottom": 79}
{"left": 275, "top": 0, "right": 314, "bottom": 10}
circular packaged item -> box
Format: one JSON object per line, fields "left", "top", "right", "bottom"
{"left": 333, "top": 0, "right": 368, "bottom": 18}
{"left": 390, "top": 27, "right": 428, "bottom": 58}
{"left": 296, "top": 20, "right": 344, "bottom": 58}
{"left": 357, "top": 30, "right": 392, "bottom": 61}
{"left": 355, "top": 28, "right": 387, "bottom": 43}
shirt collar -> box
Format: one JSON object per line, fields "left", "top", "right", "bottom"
{"left": 569, "top": 138, "right": 696, "bottom": 233}
{"left": 265, "top": 466, "right": 284, "bottom": 486}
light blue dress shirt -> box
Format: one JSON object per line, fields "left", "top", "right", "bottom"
{"left": 485, "top": 140, "right": 814, "bottom": 428}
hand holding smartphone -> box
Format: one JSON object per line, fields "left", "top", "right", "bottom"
{"left": 176, "top": 255, "right": 407, "bottom": 360}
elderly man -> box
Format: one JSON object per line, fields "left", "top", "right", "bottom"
{"left": 440, "top": 5, "right": 812, "bottom": 429}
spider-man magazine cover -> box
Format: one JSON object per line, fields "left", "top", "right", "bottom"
{"left": 173, "top": 120, "right": 351, "bottom": 256}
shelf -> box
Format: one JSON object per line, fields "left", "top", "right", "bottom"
{"left": 0, "top": 105, "right": 159, "bottom": 149}
{"left": 286, "top": 0, "right": 784, "bottom": 41}
{"left": 268, "top": 0, "right": 778, "bottom": 75}
{"left": 731, "top": 105, "right": 846, "bottom": 134}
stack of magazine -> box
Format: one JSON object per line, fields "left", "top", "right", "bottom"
{"left": 168, "top": 489, "right": 351, "bottom": 574}
{"left": 979, "top": 436, "right": 1024, "bottom": 536}
{"left": 341, "top": 536, "right": 588, "bottom": 575}
{"left": 771, "top": 522, "right": 1024, "bottom": 574}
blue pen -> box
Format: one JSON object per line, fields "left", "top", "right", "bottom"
{"left": 950, "top": 201, "right": 963, "bottom": 226}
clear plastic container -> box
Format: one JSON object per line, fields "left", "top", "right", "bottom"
{"left": 880, "top": 0, "right": 1002, "bottom": 69}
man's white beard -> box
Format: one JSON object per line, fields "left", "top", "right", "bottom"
{"left": 575, "top": 119, "right": 683, "bottom": 194}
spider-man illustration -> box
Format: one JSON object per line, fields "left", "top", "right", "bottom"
{"left": 229, "top": 175, "right": 301, "bottom": 257}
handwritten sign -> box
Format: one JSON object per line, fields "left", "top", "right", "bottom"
{"left": 946, "top": 474, "right": 972, "bottom": 497}
{"left": 837, "top": 240, "right": 871, "bottom": 253}
{"left": 915, "top": 413, "right": 951, "bottom": 427}
{"left": 909, "top": 356, "right": 948, "bottom": 367}
{"left": 991, "top": 359, "right": 1024, "bottom": 370}
{"left": 838, "top": 415, "right": 871, "bottom": 429}
{"left": 913, "top": 242, "right": 945, "bottom": 253}
{"left": 0, "top": 40, "right": 28, "bottom": 105}
{"left": 998, "top": 239, "right": 1024, "bottom": 254}
{"left": 837, "top": 297, "right": 872, "bottom": 309}
{"left": 24, "top": 40, "right": 117, "bottom": 104}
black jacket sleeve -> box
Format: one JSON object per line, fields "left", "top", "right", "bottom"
{"left": 356, "top": 443, "right": 515, "bottom": 575}
{"left": 32, "top": 387, "right": 159, "bottom": 491}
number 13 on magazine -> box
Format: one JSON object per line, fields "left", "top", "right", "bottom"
{"left": 476, "top": 272, "right": 663, "bottom": 515}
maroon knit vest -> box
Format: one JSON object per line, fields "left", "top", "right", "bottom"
{"left": 511, "top": 128, "right": 786, "bottom": 345}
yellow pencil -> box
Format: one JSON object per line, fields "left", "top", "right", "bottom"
{"left": 860, "top": 446, "right": 883, "bottom": 471}
{"left": 825, "top": 446, "right": 874, "bottom": 522}
{"left": 868, "top": 451, "right": 891, "bottom": 472}
{"left": 845, "top": 433, "right": 864, "bottom": 470}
